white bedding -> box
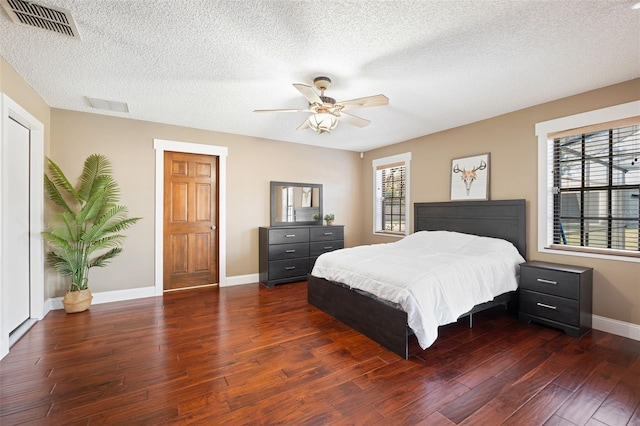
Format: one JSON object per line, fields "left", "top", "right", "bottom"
{"left": 311, "top": 231, "right": 525, "bottom": 349}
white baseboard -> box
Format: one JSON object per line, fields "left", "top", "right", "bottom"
{"left": 43, "top": 297, "right": 55, "bottom": 316}
{"left": 45, "top": 275, "right": 260, "bottom": 311}
{"left": 593, "top": 315, "right": 640, "bottom": 341}
{"left": 8, "top": 319, "right": 37, "bottom": 346}
{"left": 47, "top": 286, "right": 157, "bottom": 311}
{"left": 222, "top": 273, "right": 259, "bottom": 287}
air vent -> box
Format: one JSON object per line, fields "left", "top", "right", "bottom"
{"left": 1, "top": 0, "right": 80, "bottom": 39}
{"left": 86, "top": 97, "right": 129, "bottom": 113}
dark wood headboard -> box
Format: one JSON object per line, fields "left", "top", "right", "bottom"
{"left": 414, "top": 199, "right": 527, "bottom": 258}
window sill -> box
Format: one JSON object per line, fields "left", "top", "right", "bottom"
{"left": 538, "top": 246, "right": 640, "bottom": 264}
{"left": 373, "top": 232, "right": 406, "bottom": 238}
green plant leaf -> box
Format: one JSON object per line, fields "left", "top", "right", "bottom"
{"left": 85, "top": 234, "right": 125, "bottom": 256}
{"left": 82, "top": 205, "right": 141, "bottom": 243}
{"left": 44, "top": 174, "right": 74, "bottom": 214}
{"left": 42, "top": 231, "right": 71, "bottom": 250}
{"left": 46, "top": 158, "right": 82, "bottom": 204}
{"left": 46, "top": 251, "right": 74, "bottom": 276}
{"left": 89, "top": 247, "right": 123, "bottom": 268}
{"left": 77, "top": 154, "right": 115, "bottom": 202}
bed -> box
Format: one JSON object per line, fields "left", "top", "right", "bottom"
{"left": 307, "top": 199, "right": 526, "bottom": 359}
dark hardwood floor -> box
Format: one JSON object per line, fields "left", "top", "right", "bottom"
{"left": 1, "top": 282, "right": 639, "bottom": 425}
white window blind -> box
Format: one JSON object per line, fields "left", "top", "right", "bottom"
{"left": 548, "top": 120, "right": 640, "bottom": 255}
{"left": 372, "top": 153, "right": 411, "bottom": 236}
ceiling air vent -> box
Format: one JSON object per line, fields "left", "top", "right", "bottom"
{"left": 86, "top": 97, "right": 129, "bottom": 113}
{"left": 1, "top": 0, "right": 80, "bottom": 39}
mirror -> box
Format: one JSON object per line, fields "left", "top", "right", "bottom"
{"left": 270, "top": 181, "right": 323, "bottom": 227}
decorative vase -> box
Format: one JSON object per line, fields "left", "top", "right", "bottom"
{"left": 326, "top": 220, "right": 333, "bottom": 226}
{"left": 62, "top": 289, "right": 93, "bottom": 313}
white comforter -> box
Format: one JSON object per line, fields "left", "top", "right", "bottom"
{"left": 311, "top": 231, "right": 525, "bottom": 349}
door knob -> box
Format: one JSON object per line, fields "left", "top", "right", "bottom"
{"left": 210, "top": 225, "right": 216, "bottom": 230}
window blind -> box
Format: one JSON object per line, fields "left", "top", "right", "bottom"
{"left": 375, "top": 163, "right": 406, "bottom": 234}
{"left": 550, "top": 122, "right": 640, "bottom": 255}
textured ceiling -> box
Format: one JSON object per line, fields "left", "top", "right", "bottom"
{"left": 1, "top": 1, "right": 639, "bottom": 152}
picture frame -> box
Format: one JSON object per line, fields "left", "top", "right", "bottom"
{"left": 450, "top": 153, "right": 490, "bottom": 201}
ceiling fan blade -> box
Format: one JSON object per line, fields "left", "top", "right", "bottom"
{"left": 338, "top": 94, "right": 389, "bottom": 111}
{"left": 296, "top": 118, "right": 311, "bottom": 131}
{"left": 338, "top": 112, "right": 370, "bottom": 128}
{"left": 293, "top": 83, "right": 322, "bottom": 105}
{"left": 253, "top": 108, "right": 311, "bottom": 113}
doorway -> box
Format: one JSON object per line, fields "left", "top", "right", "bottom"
{"left": 0, "top": 94, "right": 44, "bottom": 359}
{"left": 163, "top": 151, "right": 219, "bottom": 290}
{"left": 153, "top": 139, "right": 228, "bottom": 295}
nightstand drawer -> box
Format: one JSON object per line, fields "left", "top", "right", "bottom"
{"left": 268, "top": 243, "right": 309, "bottom": 261}
{"left": 520, "top": 266, "right": 579, "bottom": 299}
{"left": 268, "top": 258, "right": 309, "bottom": 280}
{"left": 310, "top": 240, "right": 344, "bottom": 257}
{"left": 310, "top": 227, "right": 344, "bottom": 241}
{"left": 268, "top": 228, "right": 309, "bottom": 245}
{"left": 520, "top": 289, "right": 579, "bottom": 326}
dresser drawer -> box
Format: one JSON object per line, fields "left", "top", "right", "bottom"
{"left": 520, "top": 289, "right": 579, "bottom": 326}
{"left": 268, "top": 258, "right": 310, "bottom": 280}
{"left": 310, "top": 240, "right": 344, "bottom": 257}
{"left": 310, "top": 226, "right": 344, "bottom": 242}
{"left": 268, "top": 243, "right": 309, "bottom": 261}
{"left": 268, "top": 228, "right": 309, "bottom": 245}
{"left": 259, "top": 225, "right": 345, "bottom": 287}
{"left": 520, "top": 265, "right": 579, "bottom": 300}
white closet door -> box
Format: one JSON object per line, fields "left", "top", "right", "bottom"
{"left": 5, "top": 117, "right": 31, "bottom": 332}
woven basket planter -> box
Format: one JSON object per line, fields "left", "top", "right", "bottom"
{"left": 62, "top": 289, "right": 93, "bottom": 313}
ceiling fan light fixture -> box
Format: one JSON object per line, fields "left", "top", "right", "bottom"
{"left": 255, "top": 76, "right": 388, "bottom": 133}
{"left": 308, "top": 113, "right": 338, "bottom": 134}
{"left": 313, "top": 76, "right": 332, "bottom": 91}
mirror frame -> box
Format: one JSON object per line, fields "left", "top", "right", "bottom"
{"left": 270, "top": 181, "right": 323, "bottom": 227}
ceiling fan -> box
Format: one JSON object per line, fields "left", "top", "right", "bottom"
{"left": 254, "top": 77, "right": 389, "bottom": 134}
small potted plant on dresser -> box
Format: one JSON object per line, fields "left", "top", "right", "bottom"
{"left": 42, "top": 154, "right": 141, "bottom": 313}
{"left": 324, "top": 213, "right": 335, "bottom": 226}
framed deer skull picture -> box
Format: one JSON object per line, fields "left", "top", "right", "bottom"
{"left": 450, "top": 153, "right": 490, "bottom": 200}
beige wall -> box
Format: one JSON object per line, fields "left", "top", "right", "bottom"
{"left": 49, "top": 109, "right": 363, "bottom": 295}
{"left": 361, "top": 78, "right": 640, "bottom": 326}
{"left": 0, "top": 57, "right": 50, "bottom": 152}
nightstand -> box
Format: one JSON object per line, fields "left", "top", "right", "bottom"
{"left": 519, "top": 261, "right": 593, "bottom": 337}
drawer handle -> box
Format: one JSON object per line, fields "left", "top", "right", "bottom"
{"left": 323, "top": 232, "right": 333, "bottom": 236}
{"left": 536, "top": 302, "right": 557, "bottom": 310}
{"left": 285, "top": 266, "right": 296, "bottom": 270}
{"left": 285, "top": 249, "right": 296, "bottom": 253}
{"left": 323, "top": 246, "right": 333, "bottom": 250}
{"left": 285, "top": 234, "right": 296, "bottom": 238}
{"left": 536, "top": 278, "right": 557, "bottom": 285}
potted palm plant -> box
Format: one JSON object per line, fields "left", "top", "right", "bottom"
{"left": 43, "top": 154, "right": 141, "bottom": 313}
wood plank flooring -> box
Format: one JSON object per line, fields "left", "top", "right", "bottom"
{"left": 1, "top": 282, "right": 639, "bottom": 425}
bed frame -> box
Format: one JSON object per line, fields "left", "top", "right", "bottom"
{"left": 307, "top": 199, "right": 526, "bottom": 359}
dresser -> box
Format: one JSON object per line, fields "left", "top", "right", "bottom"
{"left": 259, "top": 225, "right": 344, "bottom": 287}
{"left": 519, "top": 261, "right": 593, "bottom": 337}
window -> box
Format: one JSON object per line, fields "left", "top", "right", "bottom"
{"left": 536, "top": 101, "right": 640, "bottom": 260}
{"left": 551, "top": 124, "right": 640, "bottom": 253}
{"left": 373, "top": 153, "right": 411, "bottom": 236}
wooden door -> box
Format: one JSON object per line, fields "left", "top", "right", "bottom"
{"left": 163, "top": 151, "right": 218, "bottom": 290}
